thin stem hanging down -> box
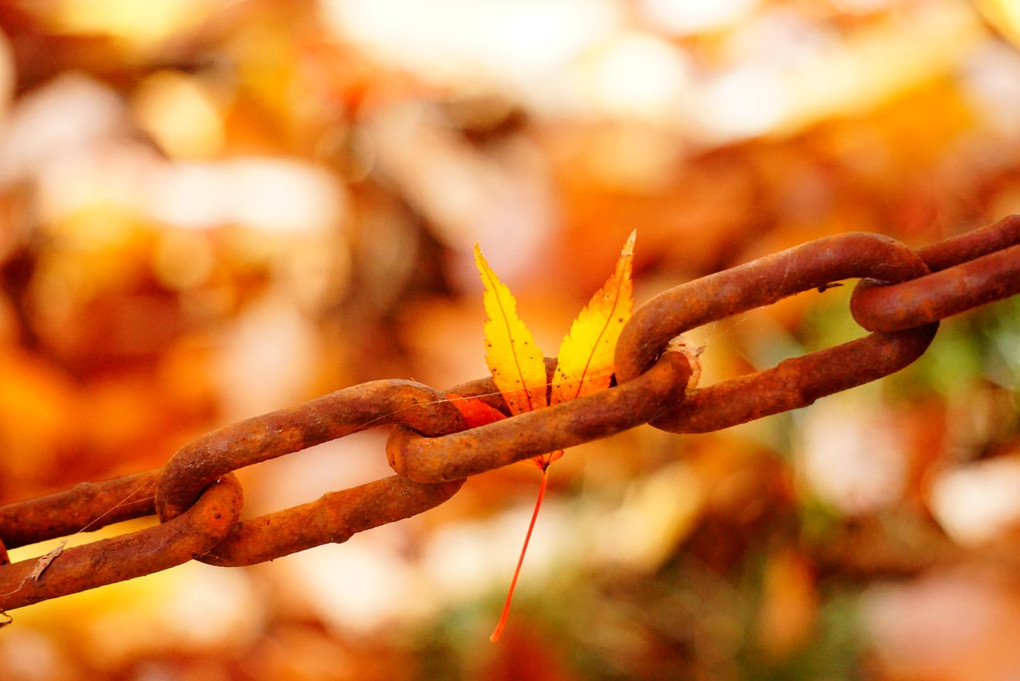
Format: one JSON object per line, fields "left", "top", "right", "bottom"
{"left": 490, "top": 466, "right": 549, "bottom": 643}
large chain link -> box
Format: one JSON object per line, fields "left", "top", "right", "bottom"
{"left": 2, "top": 215, "right": 1018, "bottom": 614}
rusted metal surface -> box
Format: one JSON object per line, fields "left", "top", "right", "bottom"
{"left": 388, "top": 348, "right": 693, "bottom": 483}
{"left": 0, "top": 475, "right": 242, "bottom": 611}
{"left": 613, "top": 232, "right": 930, "bottom": 384}
{"left": 202, "top": 476, "right": 463, "bottom": 567}
{"left": 851, "top": 215, "right": 1020, "bottom": 332}
{"left": 156, "top": 379, "right": 464, "bottom": 521}
{"left": 852, "top": 245, "right": 1020, "bottom": 332}
{"left": 0, "top": 216, "right": 1017, "bottom": 614}
{"left": 610, "top": 232, "right": 936, "bottom": 434}
{"left": 0, "top": 470, "right": 159, "bottom": 550}
{"left": 648, "top": 325, "right": 937, "bottom": 433}
{"left": 153, "top": 379, "right": 467, "bottom": 571}
{"left": 916, "top": 214, "right": 1020, "bottom": 272}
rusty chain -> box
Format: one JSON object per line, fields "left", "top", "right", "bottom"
{"left": 1, "top": 215, "right": 1018, "bottom": 615}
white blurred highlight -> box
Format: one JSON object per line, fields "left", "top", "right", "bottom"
{"left": 320, "top": 0, "right": 620, "bottom": 90}
{"left": 150, "top": 159, "right": 345, "bottom": 234}
{"left": 798, "top": 395, "right": 907, "bottom": 515}
{"left": 638, "top": 0, "right": 758, "bottom": 35}
{"left": 930, "top": 457, "right": 1020, "bottom": 545}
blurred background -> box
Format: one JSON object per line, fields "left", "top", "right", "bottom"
{"left": 0, "top": 0, "right": 1019, "bottom": 678}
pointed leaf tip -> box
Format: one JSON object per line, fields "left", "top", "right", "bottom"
{"left": 552, "top": 230, "right": 636, "bottom": 405}
{"left": 474, "top": 244, "right": 548, "bottom": 416}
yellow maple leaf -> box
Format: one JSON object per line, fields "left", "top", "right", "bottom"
{"left": 474, "top": 245, "right": 549, "bottom": 416}
{"left": 472, "top": 232, "right": 637, "bottom": 642}
{"left": 552, "top": 230, "right": 635, "bottom": 406}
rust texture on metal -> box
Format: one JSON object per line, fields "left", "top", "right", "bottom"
{"left": 156, "top": 379, "right": 464, "bottom": 521}
{"left": 614, "top": 232, "right": 930, "bottom": 384}
{"left": 0, "top": 470, "right": 160, "bottom": 551}
{"left": 916, "top": 214, "right": 1020, "bottom": 272}
{"left": 0, "top": 217, "right": 1018, "bottom": 614}
{"left": 649, "top": 325, "right": 937, "bottom": 433}
{"left": 201, "top": 476, "right": 463, "bottom": 567}
{"left": 852, "top": 215, "right": 1020, "bottom": 332}
{"left": 608, "top": 232, "right": 938, "bottom": 434}
{"left": 388, "top": 349, "right": 693, "bottom": 484}
{"left": 0, "top": 476, "right": 242, "bottom": 611}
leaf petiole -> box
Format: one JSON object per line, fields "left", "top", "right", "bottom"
{"left": 490, "top": 464, "right": 550, "bottom": 642}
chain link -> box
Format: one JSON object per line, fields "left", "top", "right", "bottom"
{"left": 2, "top": 215, "right": 1018, "bottom": 614}
{"left": 0, "top": 476, "right": 242, "bottom": 611}
{"left": 852, "top": 215, "right": 1020, "bottom": 332}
